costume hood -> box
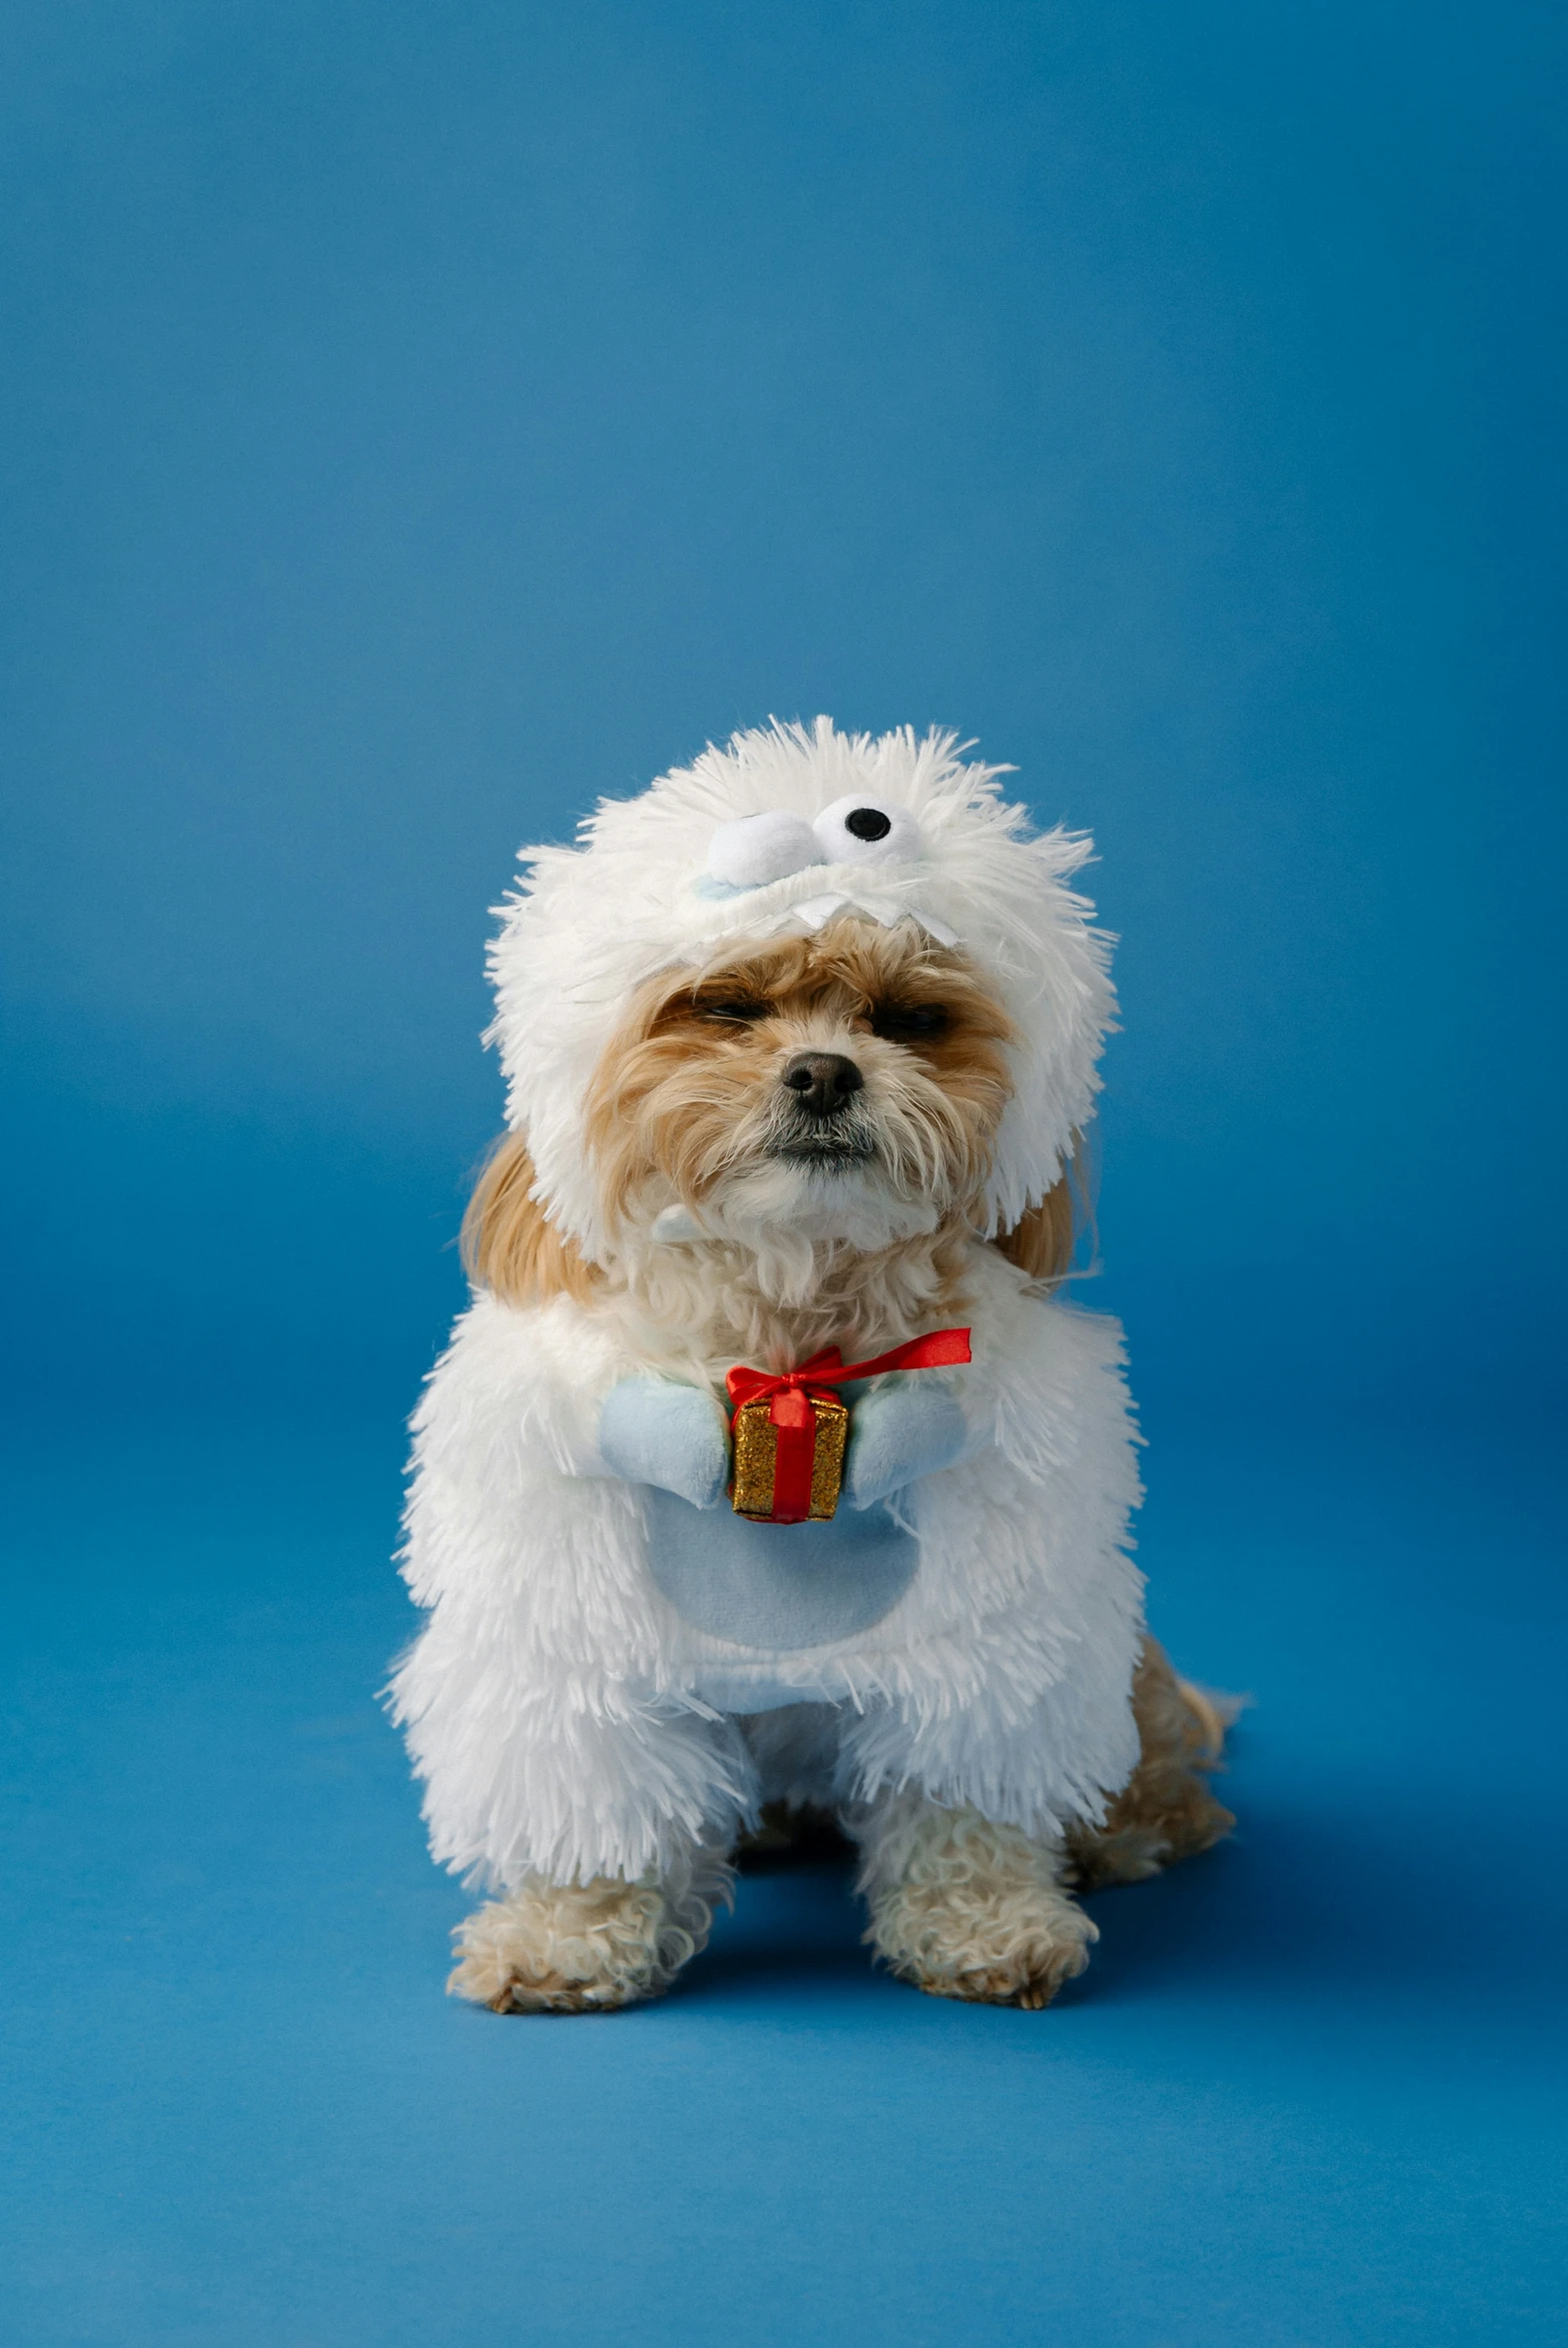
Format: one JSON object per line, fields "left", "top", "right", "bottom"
{"left": 487, "top": 718, "right": 1116, "bottom": 1259}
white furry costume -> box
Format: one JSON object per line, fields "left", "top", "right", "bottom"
{"left": 392, "top": 721, "right": 1145, "bottom": 1891}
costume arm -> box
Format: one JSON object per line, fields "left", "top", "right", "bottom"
{"left": 598, "top": 1377, "right": 731, "bottom": 1509}
{"left": 841, "top": 1376, "right": 980, "bottom": 1510}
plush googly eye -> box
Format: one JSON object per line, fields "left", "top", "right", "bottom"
{"left": 811, "top": 795, "right": 921, "bottom": 866}
{"left": 705, "top": 810, "right": 823, "bottom": 889}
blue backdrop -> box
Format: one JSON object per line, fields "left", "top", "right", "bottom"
{"left": 2, "top": 5, "right": 1563, "bottom": 2344}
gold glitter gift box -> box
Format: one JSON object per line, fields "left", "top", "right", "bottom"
{"left": 729, "top": 1391, "right": 849, "bottom": 1523}
{"left": 724, "top": 1329, "right": 972, "bottom": 1527}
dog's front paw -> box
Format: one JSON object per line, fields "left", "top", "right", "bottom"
{"left": 450, "top": 1863, "right": 722, "bottom": 2015}
{"left": 863, "top": 1805, "right": 1096, "bottom": 2009}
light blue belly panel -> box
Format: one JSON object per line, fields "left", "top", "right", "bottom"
{"left": 641, "top": 1486, "right": 918, "bottom": 1649}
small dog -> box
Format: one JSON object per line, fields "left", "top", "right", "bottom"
{"left": 391, "top": 720, "right": 1230, "bottom": 2011}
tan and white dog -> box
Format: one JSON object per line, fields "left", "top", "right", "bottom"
{"left": 391, "top": 719, "right": 1230, "bottom": 2012}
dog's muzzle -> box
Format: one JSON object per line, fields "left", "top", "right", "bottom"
{"left": 772, "top": 1052, "right": 874, "bottom": 1165}
{"left": 782, "top": 1052, "right": 862, "bottom": 1119}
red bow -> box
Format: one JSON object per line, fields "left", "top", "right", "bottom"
{"left": 726, "top": 1327, "right": 971, "bottom": 1522}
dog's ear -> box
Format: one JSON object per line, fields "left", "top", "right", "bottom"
{"left": 461, "top": 1133, "right": 598, "bottom": 1307}
{"left": 995, "top": 1133, "right": 1095, "bottom": 1286}
{"left": 994, "top": 1176, "right": 1074, "bottom": 1284}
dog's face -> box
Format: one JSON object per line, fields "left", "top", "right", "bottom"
{"left": 583, "top": 917, "right": 1015, "bottom": 1259}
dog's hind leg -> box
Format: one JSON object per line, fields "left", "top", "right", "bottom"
{"left": 449, "top": 1835, "right": 734, "bottom": 2014}
{"left": 849, "top": 1790, "right": 1096, "bottom": 2009}
{"left": 1063, "top": 1636, "right": 1236, "bottom": 1892}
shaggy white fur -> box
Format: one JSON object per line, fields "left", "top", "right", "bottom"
{"left": 390, "top": 1245, "right": 1143, "bottom": 1889}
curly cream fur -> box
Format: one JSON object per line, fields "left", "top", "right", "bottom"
{"left": 852, "top": 1792, "right": 1096, "bottom": 2009}
{"left": 450, "top": 1839, "right": 735, "bottom": 2014}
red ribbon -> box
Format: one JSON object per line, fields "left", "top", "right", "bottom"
{"left": 726, "top": 1327, "right": 972, "bottom": 1523}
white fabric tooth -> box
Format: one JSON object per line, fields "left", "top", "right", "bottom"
{"left": 845, "top": 893, "right": 907, "bottom": 929}
{"left": 791, "top": 891, "right": 957, "bottom": 946}
{"left": 907, "top": 907, "right": 958, "bottom": 947}
{"left": 790, "top": 893, "right": 850, "bottom": 932}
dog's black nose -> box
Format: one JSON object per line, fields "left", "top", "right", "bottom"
{"left": 781, "top": 1052, "right": 864, "bottom": 1119}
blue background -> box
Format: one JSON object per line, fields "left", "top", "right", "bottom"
{"left": 2, "top": 4, "right": 1563, "bottom": 2343}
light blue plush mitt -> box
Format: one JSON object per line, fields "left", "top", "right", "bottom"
{"left": 837, "top": 1373, "right": 971, "bottom": 1508}
{"left": 599, "top": 1376, "right": 731, "bottom": 1509}
{"left": 598, "top": 1373, "right": 975, "bottom": 1649}
{"left": 598, "top": 1372, "right": 971, "bottom": 1511}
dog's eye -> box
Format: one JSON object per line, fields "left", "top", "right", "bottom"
{"left": 698, "top": 999, "right": 771, "bottom": 1024}
{"left": 870, "top": 1002, "right": 949, "bottom": 1044}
